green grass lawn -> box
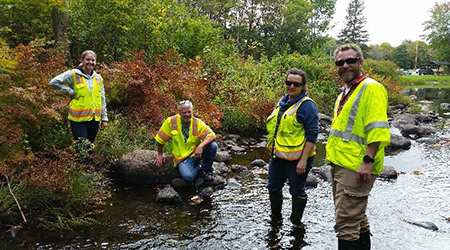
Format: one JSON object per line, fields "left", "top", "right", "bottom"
{"left": 399, "top": 75, "right": 450, "bottom": 88}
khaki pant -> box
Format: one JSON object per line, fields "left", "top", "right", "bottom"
{"left": 331, "top": 163, "right": 376, "bottom": 241}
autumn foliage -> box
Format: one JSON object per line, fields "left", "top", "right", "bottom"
{"left": 104, "top": 50, "right": 223, "bottom": 132}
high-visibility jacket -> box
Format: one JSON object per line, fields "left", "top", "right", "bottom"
{"left": 326, "top": 78, "right": 390, "bottom": 174}
{"left": 266, "top": 97, "right": 316, "bottom": 160}
{"left": 68, "top": 70, "right": 103, "bottom": 122}
{"left": 155, "top": 114, "right": 215, "bottom": 166}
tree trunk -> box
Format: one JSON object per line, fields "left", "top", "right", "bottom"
{"left": 52, "top": 3, "right": 70, "bottom": 64}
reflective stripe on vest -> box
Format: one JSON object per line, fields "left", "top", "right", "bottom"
{"left": 329, "top": 79, "right": 389, "bottom": 145}
{"left": 267, "top": 97, "right": 316, "bottom": 160}
{"left": 170, "top": 115, "right": 199, "bottom": 137}
{"left": 170, "top": 115, "right": 200, "bottom": 165}
{"left": 69, "top": 70, "right": 102, "bottom": 121}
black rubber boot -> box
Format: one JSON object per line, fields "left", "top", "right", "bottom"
{"left": 269, "top": 191, "right": 283, "bottom": 217}
{"left": 338, "top": 239, "right": 359, "bottom": 250}
{"left": 290, "top": 196, "right": 307, "bottom": 225}
{"left": 359, "top": 231, "right": 371, "bottom": 250}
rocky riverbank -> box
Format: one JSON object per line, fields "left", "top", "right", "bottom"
{"left": 113, "top": 101, "right": 450, "bottom": 206}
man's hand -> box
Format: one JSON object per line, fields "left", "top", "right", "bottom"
{"left": 154, "top": 154, "right": 164, "bottom": 167}
{"left": 194, "top": 146, "right": 203, "bottom": 159}
{"left": 296, "top": 159, "right": 307, "bottom": 175}
{"left": 357, "top": 162, "right": 373, "bottom": 184}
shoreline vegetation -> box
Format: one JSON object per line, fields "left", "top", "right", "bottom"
{"left": 399, "top": 75, "right": 450, "bottom": 88}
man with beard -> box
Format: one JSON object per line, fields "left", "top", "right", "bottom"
{"left": 154, "top": 100, "right": 217, "bottom": 183}
{"left": 326, "top": 44, "right": 390, "bottom": 250}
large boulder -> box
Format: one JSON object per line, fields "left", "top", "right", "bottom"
{"left": 387, "top": 134, "right": 411, "bottom": 151}
{"left": 400, "top": 124, "right": 437, "bottom": 139}
{"left": 114, "top": 150, "right": 180, "bottom": 185}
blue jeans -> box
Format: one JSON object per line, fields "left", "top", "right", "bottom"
{"left": 70, "top": 120, "right": 99, "bottom": 154}
{"left": 267, "top": 156, "right": 315, "bottom": 197}
{"left": 177, "top": 142, "right": 218, "bottom": 182}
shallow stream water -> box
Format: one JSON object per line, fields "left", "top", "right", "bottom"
{"left": 1, "top": 88, "right": 450, "bottom": 249}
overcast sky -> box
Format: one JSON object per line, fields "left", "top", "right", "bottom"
{"left": 328, "top": 0, "right": 443, "bottom": 46}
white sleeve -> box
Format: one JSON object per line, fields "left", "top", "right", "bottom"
{"left": 49, "top": 70, "right": 76, "bottom": 96}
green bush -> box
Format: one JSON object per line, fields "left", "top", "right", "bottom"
{"left": 408, "top": 104, "right": 422, "bottom": 114}
{"left": 95, "top": 113, "right": 158, "bottom": 162}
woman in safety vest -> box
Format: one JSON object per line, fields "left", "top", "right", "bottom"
{"left": 49, "top": 50, "right": 108, "bottom": 157}
{"left": 266, "top": 68, "right": 319, "bottom": 226}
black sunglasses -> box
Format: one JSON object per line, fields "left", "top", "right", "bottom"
{"left": 285, "top": 81, "right": 302, "bottom": 87}
{"left": 335, "top": 57, "right": 360, "bottom": 66}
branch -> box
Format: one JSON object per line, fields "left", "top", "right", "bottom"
{"left": 6, "top": 176, "right": 27, "bottom": 224}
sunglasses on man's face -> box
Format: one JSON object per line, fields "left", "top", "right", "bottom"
{"left": 335, "top": 57, "right": 360, "bottom": 67}
{"left": 285, "top": 81, "right": 302, "bottom": 87}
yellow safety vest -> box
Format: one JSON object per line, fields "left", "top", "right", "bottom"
{"left": 68, "top": 70, "right": 102, "bottom": 122}
{"left": 266, "top": 97, "right": 316, "bottom": 160}
{"left": 326, "top": 78, "right": 390, "bottom": 174}
{"left": 155, "top": 114, "right": 215, "bottom": 166}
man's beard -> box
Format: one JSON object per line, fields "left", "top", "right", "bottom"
{"left": 338, "top": 68, "right": 359, "bottom": 83}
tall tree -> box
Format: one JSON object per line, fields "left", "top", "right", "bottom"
{"left": 51, "top": 1, "right": 70, "bottom": 63}
{"left": 424, "top": 2, "right": 450, "bottom": 62}
{"left": 337, "top": 0, "right": 369, "bottom": 44}
{"left": 308, "top": 0, "right": 336, "bottom": 46}
{"left": 366, "top": 43, "right": 393, "bottom": 61}
{"left": 392, "top": 44, "right": 410, "bottom": 69}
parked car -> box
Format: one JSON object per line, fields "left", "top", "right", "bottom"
{"left": 416, "top": 67, "right": 434, "bottom": 75}
{"left": 402, "top": 69, "right": 412, "bottom": 75}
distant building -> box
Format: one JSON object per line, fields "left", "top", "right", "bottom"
{"left": 425, "top": 61, "right": 450, "bottom": 75}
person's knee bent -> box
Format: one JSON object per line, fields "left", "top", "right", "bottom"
{"left": 180, "top": 171, "right": 196, "bottom": 183}
{"left": 205, "top": 141, "right": 218, "bottom": 154}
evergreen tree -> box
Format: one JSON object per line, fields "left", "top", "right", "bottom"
{"left": 337, "top": 0, "right": 369, "bottom": 44}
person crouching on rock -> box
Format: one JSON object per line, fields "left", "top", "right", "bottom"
{"left": 154, "top": 100, "right": 218, "bottom": 183}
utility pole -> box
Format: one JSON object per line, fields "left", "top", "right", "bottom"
{"left": 414, "top": 40, "right": 418, "bottom": 69}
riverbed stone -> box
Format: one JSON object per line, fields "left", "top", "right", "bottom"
{"left": 305, "top": 174, "right": 318, "bottom": 188}
{"left": 171, "top": 178, "right": 190, "bottom": 188}
{"left": 379, "top": 165, "right": 398, "bottom": 180}
{"left": 213, "top": 162, "right": 230, "bottom": 177}
{"left": 250, "top": 159, "right": 267, "bottom": 168}
{"left": 310, "top": 167, "right": 328, "bottom": 181}
{"left": 319, "top": 113, "right": 332, "bottom": 127}
{"left": 199, "top": 187, "right": 214, "bottom": 197}
{"left": 224, "top": 134, "right": 242, "bottom": 143}
{"left": 387, "top": 134, "right": 411, "bottom": 150}
{"left": 394, "top": 104, "right": 406, "bottom": 110}
{"left": 114, "top": 150, "right": 180, "bottom": 185}
{"left": 227, "top": 178, "right": 241, "bottom": 188}
{"left": 400, "top": 124, "right": 437, "bottom": 138}
{"left": 206, "top": 175, "right": 226, "bottom": 188}
{"left": 393, "top": 114, "right": 417, "bottom": 128}
{"left": 440, "top": 103, "right": 450, "bottom": 110}
{"left": 415, "top": 112, "right": 439, "bottom": 123}
{"left": 215, "top": 151, "right": 231, "bottom": 162}
{"left": 156, "top": 186, "right": 182, "bottom": 204}
{"left": 416, "top": 137, "right": 441, "bottom": 144}
{"left": 222, "top": 139, "right": 238, "bottom": 149}
{"left": 231, "top": 164, "right": 249, "bottom": 173}
{"left": 255, "top": 141, "right": 267, "bottom": 148}
{"left": 230, "top": 145, "right": 246, "bottom": 153}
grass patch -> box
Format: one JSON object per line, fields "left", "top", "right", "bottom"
{"left": 399, "top": 75, "right": 450, "bottom": 88}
